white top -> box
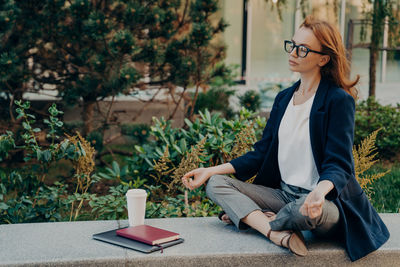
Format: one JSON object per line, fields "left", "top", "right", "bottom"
{"left": 278, "top": 92, "right": 319, "bottom": 191}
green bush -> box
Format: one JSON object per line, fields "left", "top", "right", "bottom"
{"left": 121, "top": 123, "right": 151, "bottom": 144}
{"left": 60, "top": 121, "right": 84, "bottom": 135}
{"left": 145, "top": 186, "right": 222, "bottom": 218}
{"left": 190, "top": 63, "right": 239, "bottom": 119}
{"left": 1, "top": 101, "right": 266, "bottom": 223}
{"left": 83, "top": 108, "right": 266, "bottom": 221}
{"left": 355, "top": 97, "right": 400, "bottom": 159}
{"left": 86, "top": 131, "right": 104, "bottom": 152}
{"left": 141, "top": 108, "right": 266, "bottom": 185}
{"left": 0, "top": 101, "right": 86, "bottom": 224}
{"left": 193, "top": 87, "right": 235, "bottom": 118}
{"left": 239, "top": 90, "right": 261, "bottom": 112}
{"left": 3, "top": 97, "right": 399, "bottom": 224}
{"left": 368, "top": 163, "right": 400, "bottom": 213}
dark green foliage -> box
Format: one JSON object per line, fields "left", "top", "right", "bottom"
{"left": 145, "top": 186, "right": 222, "bottom": 218}
{"left": 120, "top": 123, "right": 150, "bottom": 144}
{"left": 63, "top": 121, "right": 85, "bottom": 135}
{"left": 368, "top": 164, "right": 400, "bottom": 213}
{"left": 355, "top": 97, "right": 400, "bottom": 159}
{"left": 86, "top": 131, "right": 103, "bottom": 152}
{"left": 191, "top": 64, "right": 238, "bottom": 118}
{"left": 0, "top": 131, "right": 14, "bottom": 161}
{"left": 193, "top": 87, "right": 235, "bottom": 118}
{"left": 239, "top": 90, "right": 261, "bottom": 112}
{"left": 1, "top": 0, "right": 228, "bottom": 136}
{"left": 2, "top": 98, "right": 400, "bottom": 224}
{"left": 0, "top": 173, "right": 69, "bottom": 224}
{"left": 137, "top": 109, "right": 266, "bottom": 186}
{"left": 0, "top": 101, "right": 93, "bottom": 224}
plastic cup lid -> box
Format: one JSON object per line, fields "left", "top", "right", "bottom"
{"left": 126, "top": 189, "right": 147, "bottom": 196}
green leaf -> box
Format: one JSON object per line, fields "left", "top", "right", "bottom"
{"left": 155, "top": 147, "right": 163, "bottom": 157}
{"left": 121, "top": 165, "right": 128, "bottom": 176}
{"left": 205, "top": 109, "right": 211, "bottom": 123}
{"left": 172, "top": 144, "right": 182, "bottom": 154}
{"left": 144, "top": 157, "right": 154, "bottom": 167}
{"left": 41, "top": 150, "right": 52, "bottom": 162}
{"left": 77, "top": 142, "right": 86, "bottom": 156}
{"left": 23, "top": 101, "right": 30, "bottom": 109}
{"left": 180, "top": 138, "right": 187, "bottom": 153}
{"left": 0, "top": 202, "right": 9, "bottom": 210}
{"left": 184, "top": 118, "right": 193, "bottom": 128}
{"left": 22, "top": 122, "right": 31, "bottom": 130}
{"left": 33, "top": 128, "right": 41, "bottom": 133}
{"left": 97, "top": 172, "right": 113, "bottom": 180}
{"left": 134, "top": 145, "right": 145, "bottom": 153}
{"left": 0, "top": 183, "right": 6, "bottom": 194}
{"left": 112, "top": 161, "right": 120, "bottom": 176}
{"left": 36, "top": 149, "right": 42, "bottom": 161}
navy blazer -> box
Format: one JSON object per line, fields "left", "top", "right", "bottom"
{"left": 229, "top": 76, "right": 390, "bottom": 261}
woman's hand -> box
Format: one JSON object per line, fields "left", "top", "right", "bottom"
{"left": 300, "top": 180, "right": 334, "bottom": 219}
{"left": 181, "top": 167, "right": 213, "bottom": 190}
{"left": 299, "top": 190, "right": 325, "bottom": 219}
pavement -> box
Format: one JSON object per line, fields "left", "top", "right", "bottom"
{"left": 0, "top": 214, "right": 399, "bottom": 266}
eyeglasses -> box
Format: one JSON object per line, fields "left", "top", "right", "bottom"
{"left": 284, "top": 40, "right": 326, "bottom": 58}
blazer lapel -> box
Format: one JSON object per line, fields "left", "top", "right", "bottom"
{"left": 310, "top": 77, "right": 330, "bottom": 173}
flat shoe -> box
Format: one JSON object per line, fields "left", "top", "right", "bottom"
{"left": 286, "top": 231, "right": 308, "bottom": 256}
{"left": 267, "top": 229, "right": 308, "bottom": 257}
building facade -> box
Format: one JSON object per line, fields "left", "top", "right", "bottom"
{"left": 220, "top": 0, "right": 400, "bottom": 106}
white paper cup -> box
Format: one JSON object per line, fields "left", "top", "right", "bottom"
{"left": 125, "top": 189, "right": 147, "bottom": 227}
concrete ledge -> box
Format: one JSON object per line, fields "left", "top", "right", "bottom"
{"left": 0, "top": 214, "right": 399, "bottom": 266}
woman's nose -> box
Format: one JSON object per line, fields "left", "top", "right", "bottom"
{"left": 290, "top": 47, "right": 298, "bottom": 58}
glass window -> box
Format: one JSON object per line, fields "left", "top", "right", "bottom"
{"left": 220, "top": 0, "right": 243, "bottom": 75}
{"left": 247, "top": 0, "right": 296, "bottom": 87}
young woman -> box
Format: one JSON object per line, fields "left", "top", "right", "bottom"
{"left": 181, "top": 15, "right": 389, "bottom": 261}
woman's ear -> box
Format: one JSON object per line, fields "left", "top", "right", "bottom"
{"left": 319, "top": 55, "right": 330, "bottom": 67}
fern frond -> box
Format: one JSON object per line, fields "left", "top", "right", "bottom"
{"left": 229, "top": 122, "right": 256, "bottom": 161}
{"left": 171, "top": 137, "right": 207, "bottom": 191}
{"left": 353, "top": 128, "right": 390, "bottom": 200}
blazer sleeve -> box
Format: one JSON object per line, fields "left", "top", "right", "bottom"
{"left": 229, "top": 91, "right": 284, "bottom": 181}
{"left": 319, "top": 90, "right": 356, "bottom": 200}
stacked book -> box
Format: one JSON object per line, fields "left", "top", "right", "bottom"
{"left": 93, "top": 225, "right": 184, "bottom": 253}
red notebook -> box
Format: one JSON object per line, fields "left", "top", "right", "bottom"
{"left": 116, "top": 225, "right": 180, "bottom": 245}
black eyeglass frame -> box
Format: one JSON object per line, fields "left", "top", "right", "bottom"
{"left": 284, "top": 40, "right": 326, "bottom": 58}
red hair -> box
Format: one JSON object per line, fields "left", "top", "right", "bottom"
{"left": 300, "top": 15, "right": 360, "bottom": 100}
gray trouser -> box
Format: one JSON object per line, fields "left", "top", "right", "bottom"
{"left": 205, "top": 174, "right": 339, "bottom": 237}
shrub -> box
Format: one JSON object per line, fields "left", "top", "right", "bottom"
{"left": 238, "top": 90, "right": 261, "bottom": 112}
{"left": 355, "top": 97, "right": 400, "bottom": 159}
{"left": 190, "top": 64, "right": 238, "bottom": 119}
{"left": 121, "top": 123, "right": 151, "bottom": 144}
{"left": 0, "top": 101, "right": 97, "bottom": 224}
{"left": 86, "top": 131, "right": 104, "bottom": 152}
{"left": 193, "top": 87, "right": 235, "bottom": 118}
{"left": 137, "top": 108, "right": 266, "bottom": 190}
